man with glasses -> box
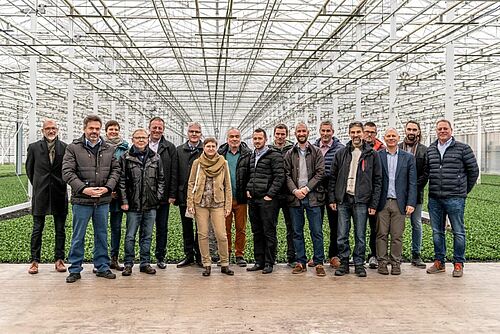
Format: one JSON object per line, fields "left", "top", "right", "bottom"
{"left": 363, "top": 121, "right": 385, "bottom": 269}
{"left": 26, "top": 119, "right": 68, "bottom": 274}
{"left": 148, "top": 117, "right": 178, "bottom": 269}
{"left": 175, "top": 122, "right": 204, "bottom": 267}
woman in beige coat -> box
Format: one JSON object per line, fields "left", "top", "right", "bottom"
{"left": 187, "top": 138, "right": 234, "bottom": 276}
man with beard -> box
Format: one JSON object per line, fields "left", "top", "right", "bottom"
{"left": 363, "top": 121, "right": 385, "bottom": 269}
{"left": 246, "top": 128, "right": 284, "bottom": 274}
{"left": 148, "top": 117, "right": 178, "bottom": 269}
{"left": 285, "top": 122, "right": 326, "bottom": 276}
{"left": 270, "top": 123, "right": 296, "bottom": 266}
{"left": 328, "top": 121, "right": 382, "bottom": 277}
{"left": 26, "top": 119, "right": 68, "bottom": 274}
{"left": 175, "top": 122, "right": 204, "bottom": 267}
{"left": 313, "top": 120, "right": 344, "bottom": 269}
{"left": 399, "top": 120, "right": 428, "bottom": 268}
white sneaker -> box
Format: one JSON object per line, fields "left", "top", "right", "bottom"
{"left": 368, "top": 256, "right": 378, "bottom": 269}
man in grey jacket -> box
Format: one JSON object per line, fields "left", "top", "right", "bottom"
{"left": 62, "top": 115, "right": 121, "bottom": 283}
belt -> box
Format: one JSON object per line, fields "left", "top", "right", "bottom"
{"left": 387, "top": 198, "right": 397, "bottom": 200}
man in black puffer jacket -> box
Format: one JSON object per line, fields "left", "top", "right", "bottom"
{"left": 218, "top": 128, "right": 251, "bottom": 267}
{"left": 246, "top": 128, "right": 285, "bottom": 274}
{"left": 424, "top": 119, "right": 478, "bottom": 278}
{"left": 119, "top": 129, "right": 165, "bottom": 276}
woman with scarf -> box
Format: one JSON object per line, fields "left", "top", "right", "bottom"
{"left": 187, "top": 138, "right": 234, "bottom": 277}
{"left": 104, "top": 120, "right": 129, "bottom": 271}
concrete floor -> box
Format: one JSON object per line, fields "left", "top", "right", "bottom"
{"left": 0, "top": 263, "right": 499, "bottom": 333}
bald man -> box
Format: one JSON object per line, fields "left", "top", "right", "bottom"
{"left": 26, "top": 119, "right": 68, "bottom": 274}
{"left": 376, "top": 128, "right": 417, "bottom": 275}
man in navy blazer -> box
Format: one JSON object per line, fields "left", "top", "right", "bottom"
{"left": 376, "top": 128, "right": 417, "bottom": 275}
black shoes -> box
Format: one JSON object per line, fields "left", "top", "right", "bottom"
{"left": 235, "top": 257, "right": 247, "bottom": 267}
{"left": 262, "top": 265, "right": 273, "bottom": 274}
{"left": 246, "top": 264, "right": 264, "bottom": 272}
{"left": 355, "top": 265, "right": 367, "bottom": 277}
{"left": 96, "top": 270, "right": 116, "bottom": 279}
{"left": 411, "top": 254, "right": 426, "bottom": 269}
{"left": 157, "top": 261, "right": 167, "bottom": 269}
{"left": 334, "top": 261, "right": 350, "bottom": 276}
{"left": 176, "top": 257, "right": 194, "bottom": 268}
{"left": 66, "top": 273, "right": 81, "bottom": 283}
{"left": 110, "top": 256, "right": 124, "bottom": 271}
{"left": 202, "top": 266, "right": 211, "bottom": 277}
{"left": 140, "top": 265, "right": 156, "bottom": 275}
{"left": 221, "top": 266, "right": 234, "bottom": 276}
{"left": 122, "top": 266, "right": 132, "bottom": 276}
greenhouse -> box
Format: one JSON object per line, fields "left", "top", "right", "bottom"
{"left": 0, "top": 0, "right": 499, "bottom": 333}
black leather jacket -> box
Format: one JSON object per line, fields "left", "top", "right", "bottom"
{"left": 118, "top": 147, "right": 165, "bottom": 211}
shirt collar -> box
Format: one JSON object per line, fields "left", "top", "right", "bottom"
{"left": 85, "top": 137, "right": 101, "bottom": 148}
{"left": 438, "top": 137, "right": 453, "bottom": 147}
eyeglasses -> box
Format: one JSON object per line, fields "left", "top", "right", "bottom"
{"left": 188, "top": 130, "right": 201, "bottom": 134}
{"left": 133, "top": 136, "right": 148, "bottom": 141}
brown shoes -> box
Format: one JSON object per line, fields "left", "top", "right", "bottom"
{"left": 55, "top": 259, "right": 67, "bottom": 272}
{"left": 316, "top": 264, "right": 326, "bottom": 277}
{"left": 28, "top": 261, "right": 39, "bottom": 274}
{"left": 427, "top": 260, "right": 446, "bottom": 274}
{"left": 292, "top": 263, "right": 307, "bottom": 274}
{"left": 329, "top": 257, "right": 341, "bottom": 269}
{"left": 452, "top": 263, "right": 463, "bottom": 278}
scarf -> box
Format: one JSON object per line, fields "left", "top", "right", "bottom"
{"left": 46, "top": 138, "right": 56, "bottom": 164}
{"left": 104, "top": 135, "right": 123, "bottom": 146}
{"left": 198, "top": 152, "right": 225, "bottom": 178}
{"left": 402, "top": 137, "right": 418, "bottom": 156}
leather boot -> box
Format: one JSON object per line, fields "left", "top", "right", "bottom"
{"left": 110, "top": 256, "right": 124, "bottom": 271}
{"left": 202, "top": 266, "right": 211, "bottom": 277}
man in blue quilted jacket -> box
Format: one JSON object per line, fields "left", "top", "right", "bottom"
{"left": 424, "top": 119, "right": 479, "bottom": 278}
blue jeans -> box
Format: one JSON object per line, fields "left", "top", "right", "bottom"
{"left": 124, "top": 210, "right": 156, "bottom": 268}
{"left": 337, "top": 198, "right": 368, "bottom": 266}
{"left": 68, "top": 204, "right": 110, "bottom": 274}
{"left": 109, "top": 210, "right": 123, "bottom": 258}
{"left": 290, "top": 197, "right": 324, "bottom": 265}
{"left": 428, "top": 197, "right": 466, "bottom": 264}
{"left": 410, "top": 204, "right": 423, "bottom": 255}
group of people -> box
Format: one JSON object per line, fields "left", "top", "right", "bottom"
{"left": 26, "top": 114, "right": 478, "bottom": 283}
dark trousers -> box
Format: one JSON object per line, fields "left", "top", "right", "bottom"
{"left": 31, "top": 214, "right": 66, "bottom": 262}
{"left": 249, "top": 198, "right": 278, "bottom": 266}
{"left": 275, "top": 197, "right": 295, "bottom": 263}
{"left": 179, "top": 205, "right": 201, "bottom": 261}
{"left": 367, "top": 213, "right": 378, "bottom": 259}
{"left": 321, "top": 204, "right": 339, "bottom": 259}
{"left": 155, "top": 203, "right": 171, "bottom": 261}
{"left": 109, "top": 210, "right": 123, "bottom": 258}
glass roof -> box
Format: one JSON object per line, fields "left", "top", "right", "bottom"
{"left": 1, "top": 0, "right": 499, "bottom": 142}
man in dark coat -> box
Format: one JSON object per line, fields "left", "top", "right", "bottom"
{"left": 148, "top": 117, "right": 178, "bottom": 269}
{"left": 270, "top": 123, "right": 296, "bottom": 266}
{"left": 399, "top": 120, "right": 428, "bottom": 268}
{"left": 63, "top": 115, "right": 121, "bottom": 283}
{"left": 424, "top": 119, "right": 479, "bottom": 278}
{"left": 175, "top": 122, "right": 203, "bottom": 267}
{"left": 246, "top": 128, "right": 285, "bottom": 274}
{"left": 26, "top": 119, "right": 68, "bottom": 275}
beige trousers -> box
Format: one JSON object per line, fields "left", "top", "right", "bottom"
{"left": 376, "top": 199, "right": 406, "bottom": 264}
{"left": 195, "top": 206, "right": 229, "bottom": 266}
